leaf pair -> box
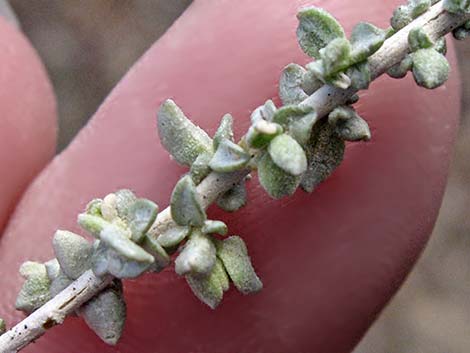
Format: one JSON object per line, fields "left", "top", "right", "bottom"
{"left": 388, "top": 28, "right": 449, "bottom": 89}
{"left": 159, "top": 101, "right": 249, "bottom": 212}
{"left": 185, "top": 236, "right": 262, "bottom": 309}
{"left": 391, "top": 0, "right": 432, "bottom": 31}
{"left": 78, "top": 191, "right": 160, "bottom": 279}
{"left": 296, "top": 7, "right": 386, "bottom": 89}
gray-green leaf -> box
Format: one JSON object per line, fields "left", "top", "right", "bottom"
{"left": 408, "top": 27, "right": 433, "bottom": 52}
{"left": 77, "top": 213, "right": 110, "bottom": 238}
{"left": 190, "top": 152, "right": 213, "bottom": 184}
{"left": 346, "top": 61, "right": 372, "bottom": 90}
{"left": 216, "top": 181, "right": 247, "bottom": 212}
{"left": 443, "top": 0, "right": 470, "bottom": 13}
{"left": 279, "top": 63, "right": 309, "bottom": 105}
{"left": 257, "top": 152, "right": 301, "bottom": 199}
{"left": 209, "top": 138, "right": 251, "bottom": 172}
{"left": 215, "top": 236, "right": 263, "bottom": 294}
{"left": 157, "top": 99, "right": 212, "bottom": 166}
{"left": 250, "top": 100, "right": 277, "bottom": 124}
{"left": 114, "top": 189, "right": 137, "bottom": 220}
{"left": 100, "top": 225, "right": 154, "bottom": 264}
{"left": 271, "top": 105, "right": 313, "bottom": 127}
{"left": 126, "top": 199, "right": 158, "bottom": 243}
{"left": 410, "top": 0, "right": 431, "bottom": 18}
{"left": 171, "top": 175, "right": 206, "bottom": 227}
{"left": 412, "top": 48, "right": 450, "bottom": 89}
{"left": 91, "top": 241, "right": 152, "bottom": 279}
{"left": 328, "top": 106, "right": 371, "bottom": 141}
{"left": 387, "top": 55, "right": 413, "bottom": 78}
{"left": 53, "top": 230, "right": 93, "bottom": 280}
{"left": 156, "top": 224, "right": 191, "bottom": 248}
{"left": 350, "top": 22, "right": 387, "bottom": 62}
{"left": 301, "top": 121, "right": 345, "bottom": 193}
{"left": 15, "top": 262, "right": 51, "bottom": 314}
{"left": 296, "top": 7, "right": 346, "bottom": 58}
{"left": 320, "top": 38, "right": 352, "bottom": 77}
{"left": 174, "top": 229, "right": 216, "bottom": 276}
{"left": 80, "top": 280, "right": 126, "bottom": 345}
{"left": 391, "top": 5, "right": 412, "bottom": 30}
{"left": 213, "top": 114, "right": 234, "bottom": 150}
{"left": 288, "top": 112, "right": 318, "bottom": 147}
{"left": 202, "top": 220, "right": 228, "bottom": 236}
{"left": 186, "top": 258, "right": 229, "bottom": 309}
{"left": 246, "top": 120, "right": 283, "bottom": 149}
{"left": 142, "top": 235, "right": 171, "bottom": 272}
{"left": 268, "top": 134, "right": 307, "bottom": 176}
{"left": 85, "top": 199, "right": 103, "bottom": 217}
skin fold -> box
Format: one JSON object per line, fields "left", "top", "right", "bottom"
{"left": 0, "top": 0, "right": 462, "bottom": 352}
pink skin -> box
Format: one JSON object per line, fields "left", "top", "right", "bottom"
{"left": 0, "top": 0, "right": 461, "bottom": 352}
{"left": 0, "top": 19, "right": 56, "bottom": 233}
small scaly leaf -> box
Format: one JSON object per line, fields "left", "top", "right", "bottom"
{"left": 391, "top": 5, "right": 412, "bottom": 30}
{"left": 80, "top": 280, "right": 126, "bottom": 345}
{"left": 202, "top": 220, "right": 228, "bottom": 236}
{"left": 412, "top": 48, "right": 450, "bottom": 89}
{"left": 350, "top": 22, "right": 387, "bottom": 62}
{"left": 126, "top": 199, "right": 158, "bottom": 243}
{"left": 185, "top": 258, "right": 229, "bottom": 309}
{"left": 174, "top": 229, "right": 216, "bottom": 276}
{"left": 250, "top": 100, "right": 277, "bottom": 124}
{"left": 268, "top": 134, "right": 308, "bottom": 176}
{"left": 408, "top": 27, "right": 433, "bottom": 51}
{"left": 114, "top": 189, "right": 137, "bottom": 220}
{"left": 213, "top": 114, "right": 234, "bottom": 150}
{"left": 209, "top": 138, "right": 251, "bottom": 173}
{"left": 257, "top": 152, "right": 302, "bottom": 199}
{"left": 246, "top": 120, "right": 283, "bottom": 149}
{"left": 141, "top": 235, "right": 171, "bottom": 272}
{"left": 0, "top": 319, "right": 6, "bottom": 335}
{"left": 91, "top": 241, "right": 153, "bottom": 279}
{"left": 52, "top": 230, "right": 93, "bottom": 280}
{"left": 320, "top": 37, "right": 352, "bottom": 77}
{"left": 443, "top": 0, "right": 470, "bottom": 13}
{"left": 271, "top": 105, "right": 313, "bottom": 127}
{"left": 156, "top": 225, "right": 191, "bottom": 248}
{"left": 279, "top": 63, "right": 309, "bottom": 105}
{"left": 346, "top": 61, "right": 372, "bottom": 90}
{"left": 301, "top": 121, "right": 345, "bottom": 193}
{"left": 410, "top": 0, "right": 431, "bottom": 18}
{"left": 215, "top": 236, "right": 263, "bottom": 294}
{"left": 387, "top": 55, "right": 413, "bottom": 78}
{"left": 296, "top": 7, "right": 346, "bottom": 58}
{"left": 190, "top": 152, "right": 213, "bottom": 184}
{"left": 77, "top": 213, "right": 110, "bottom": 238}
{"left": 328, "top": 106, "right": 371, "bottom": 142}
{"left": 171, "top": 175, "right": 206, "bottom": 227}
{"left": 15, "top": 262, "right": 51, "bottom": 314}
{"left": 157, "top": 99, "right": 213, "bottom": 166}
{"left": 288, "top": 112, "right": 317, "bottom": 147}
{"left": 99, "top": 225, "right": 154, "bottom": 264}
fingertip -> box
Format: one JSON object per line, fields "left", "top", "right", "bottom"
{"left": 0, "top": 16, "right": 57, "bottom": 233}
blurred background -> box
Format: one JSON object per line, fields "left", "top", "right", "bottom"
{"left": 6, "top": 1, "right": 470, "bottom": 352}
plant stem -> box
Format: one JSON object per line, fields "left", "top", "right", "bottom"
{"left": 0, "top": 2, "right": 468, "bottom": 352}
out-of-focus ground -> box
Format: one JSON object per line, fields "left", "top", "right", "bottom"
{"left": 8, "top": 1, "right": 470, "bottom": 351}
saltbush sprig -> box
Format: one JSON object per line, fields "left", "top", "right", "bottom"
{"left": 1, "top": 1, "right": 469, "bottom": 351}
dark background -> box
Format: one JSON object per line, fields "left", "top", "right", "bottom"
{"left": 8, "top": 1, "right": 470, "bottom": 351}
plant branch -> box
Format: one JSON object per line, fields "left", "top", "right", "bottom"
{"left": 0, "top": 2, "right": 468, "bottom": 352}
